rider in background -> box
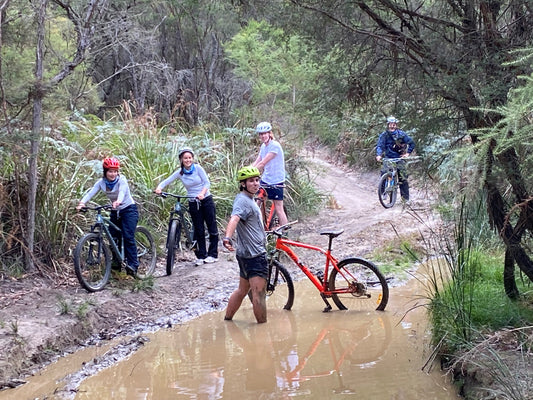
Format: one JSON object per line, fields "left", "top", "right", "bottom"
{"left": 375, "top": 116, "right": 416, "bottom": 204}
{"left": 252, "top": 121, "right": 288, "bottom": 226}
{"left": 76, "top": 157, "right": 139, "bottom": 276}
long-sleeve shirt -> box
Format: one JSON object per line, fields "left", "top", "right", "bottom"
{"left": 80, "top": 175, "right": 135, "bottom": 211}
{"left": 156, "top": 164, "right": 211, "bottom": 198}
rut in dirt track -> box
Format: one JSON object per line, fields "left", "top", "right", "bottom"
{"left": 292, "top": 155, "right": 435, "bottom": 262}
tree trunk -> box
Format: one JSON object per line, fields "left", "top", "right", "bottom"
{"left": 25, "top": 0, "right": 48, "bottom": 271}
{"left": 503, "top": 249, "right": 519, "bottom": 299}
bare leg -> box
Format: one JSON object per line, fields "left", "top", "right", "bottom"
{"left": 225, "top": 277, "right": 250, "bottom": 321}
{"left": 272, "top": 199, "right": 288, "bottom": 226}
{"left": 249, "top": 276, "right": 267, "bottom": 323}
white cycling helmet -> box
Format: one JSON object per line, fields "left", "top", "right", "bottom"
{"left": 178, "top": 147, "right": 194, "bottom": 158}
{"left": 256, "top": 121, "right": 272, "bottom": 133}
{"left": 386, "top": 116, "right": 398, "bottom": 124}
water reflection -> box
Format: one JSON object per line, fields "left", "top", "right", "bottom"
{"left": 0, "top": 279, "right": 459, "bottom": 400}
{"left": 72, "top": 280, "right": 458, "bottom": 400}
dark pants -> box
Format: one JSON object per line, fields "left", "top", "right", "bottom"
{"left": 189, "top": 195, "right": 219, "bottom": 259}
{"left": 110, "top": 204, "right": 139, "bottom": 270}
{"left": 381, "top": 160, "right": 410, "bottom": 200}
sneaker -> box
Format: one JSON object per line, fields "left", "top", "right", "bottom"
{"left": 111, "top": 260, "right": 121, "bottom": 271}
{"left": 195, "top": 259, "right": 205, "bottom": 266}
{"left": 204, "top": 256, "right": 218, "bottom": 263}
{"left": 125, "top": 265, "right": 138, "bottom": 277}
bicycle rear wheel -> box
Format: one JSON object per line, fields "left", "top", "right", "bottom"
{"left": 266, "top": 260, "right": 295, "bottom": 310}
{"left": 73, "top": 232, "right": 111, "bottom": 292}
{"left": 329, "top": 258, "right": 389, "bottom": 311}
{"left": 166, "top": 219, "right": 181, "bottom": 275}
{"left": 135, "top": 226, "right": 157, "bottom": 278}
{"left": 377, "top": 172, "right": 397, "bottom": 208}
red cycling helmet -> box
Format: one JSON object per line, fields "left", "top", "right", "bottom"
{"left": 103, "top": 157, "right": 120, "bottom": 170}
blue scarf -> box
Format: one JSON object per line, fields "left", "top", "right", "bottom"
{"left": 104, "top": 176, "right": 119, "bottom": 191}
{"left": 182, "top": 164, "right": 196, "bottom": 175}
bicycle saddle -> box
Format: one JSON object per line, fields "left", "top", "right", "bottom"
{"left": 319, "top": 229, "right": 344, "bottom": 238}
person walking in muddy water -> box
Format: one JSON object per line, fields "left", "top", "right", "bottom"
{"left": 155, "top": 147, "right": 219, "bottom": 266}
{"left": 375, "top": 116, "right": 416, "bottom": 204}
{"left": 253, "top": 121, "right": 288, "bottom": 226}
{"left": 222, "top": 166, "right": 269, "bottom": 324}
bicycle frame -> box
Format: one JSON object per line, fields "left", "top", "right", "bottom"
{"left": 255, "top": 186, "right": 276, "bottom": 230}
{"left": 382, "top": 156, "right": 421, "bottom": 183}
{"left": 161, "top": 192, "right": 196, "bottom": 249}
{"left": 272, "top": 235, "right": 357, "bottom": 296}
{"left": 91, "top": 208, "right": 125, "bottom": 261}
{"left": 382, "top": 159, "right": 400, "bottom": 186}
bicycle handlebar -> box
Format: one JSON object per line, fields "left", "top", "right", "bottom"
{"left": 78, "top": 204, "right": 113, "bottom": 212}
{"left": 156, "top": 192, "right": 198, "bottom": 201}
{"left": 267, "top": 220, "right": 298, "bottom": 237}
{"left": 380, "top": 155, "right": 421, "bottom": 162}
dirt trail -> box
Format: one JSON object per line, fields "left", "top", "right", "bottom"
{"left": 0, "top": 150, "right": 435, "bottom": 391}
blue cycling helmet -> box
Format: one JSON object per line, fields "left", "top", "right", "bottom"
{"left": 256, "top": 121, "right": 272, "bottom": 133}
{"left": 386, "top": 116, "right": 398, "bottom": 124}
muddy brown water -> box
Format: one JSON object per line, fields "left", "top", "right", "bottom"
{"left": 1, "top": 273, "right": 460, "bottom": 400}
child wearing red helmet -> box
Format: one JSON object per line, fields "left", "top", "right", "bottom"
{"left": 76, "top": 157, "right": 139, "bottom": 276}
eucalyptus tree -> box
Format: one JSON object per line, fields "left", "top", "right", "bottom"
{"left": 288, "top": 0, "right": 533, "bottom": 296}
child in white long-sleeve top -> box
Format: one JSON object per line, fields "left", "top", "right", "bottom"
{"left": 155, "top": 147, "right": 219, "bottom": 266}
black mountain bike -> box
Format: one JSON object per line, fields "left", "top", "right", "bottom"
{"left": 377, "top": 157, "right": 420, "bottom": 208}
{"left": 74, "top": 204, "right": 157, "bottom": 292}
{"left": 158, "top": 192, "right": 198, "bottom": 275}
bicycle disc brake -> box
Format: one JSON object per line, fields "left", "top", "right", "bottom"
{"left": 349, "top": 281, "right": 371, "bottom": 298}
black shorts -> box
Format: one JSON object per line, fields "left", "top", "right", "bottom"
{"left": 236, "top": 254, "right": 268, "bottom": 280}
{"left": 261, "top": 181, "right": 284, "bottom": 200}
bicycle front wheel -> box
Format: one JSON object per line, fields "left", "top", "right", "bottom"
{"left": 266, "top": 260, "right": 295, "bottom": 310}
{"left": 73, "top": 232, "right": 111, "bottom": 292}
{"left": 378, "top": 172, "right": 397, "bottom": 208}
{"left": 329, "top": 258, "right": 389, "bottom": 311}
{"left": 135, "top": 226, "right": 157, "bottom": 279}
{"left": 166, "top": 219, "right": 181, "bottom": 275}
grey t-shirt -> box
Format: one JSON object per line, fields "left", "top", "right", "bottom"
{"left": 232, "top": 192, "right": 266, "bottom": 258}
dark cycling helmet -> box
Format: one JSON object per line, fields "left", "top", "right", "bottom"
{"left": 237, "top": 166, "right": 261, "bottom": 182}
{"left": 178, "top": 147, "right": 194, "bottom": 158}
{"left": 103, "top": 157, "right": 120, "bottom": 170}
{"left": 256, "top": 121, "right": 272, "bottom": 133}
{"left": 386, "top": 116, "right": 398, "bottom": 124}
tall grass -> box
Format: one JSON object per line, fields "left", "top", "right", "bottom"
{"left": 0, "top": 113, "right": 323, "bottom": 275}
{"left": 426, "top": 200, "right": 533, "bottom": 356}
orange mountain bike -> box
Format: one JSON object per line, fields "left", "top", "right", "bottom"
{"left": 265, "top": 222, "right": 389, "bottom": 312}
